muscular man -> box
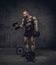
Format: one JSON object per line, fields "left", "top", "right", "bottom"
{"left": 13, "top": 11, "right": 39, "bottom": 61}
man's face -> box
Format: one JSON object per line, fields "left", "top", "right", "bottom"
{"left": 23, "top": 11, "right": 28, "bottom": 17}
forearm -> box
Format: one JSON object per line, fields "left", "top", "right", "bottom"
{"left": 19, "top": 24, "right": 23, "bottom": 28}
{"left": 13, "top": 18, "right": 24, "bottom": 30}
{"left": 15, "top": 24, "right": 23, "bottom": 30}
{"left": 15, "top": 21, "right": 24, "bottom": 30}
{"left": 35, "top": 24, "right": 38, "bottom": 32}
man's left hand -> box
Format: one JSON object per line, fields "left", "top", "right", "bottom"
{"left": 34, "top": 31, "right": 40, "bottom": 37}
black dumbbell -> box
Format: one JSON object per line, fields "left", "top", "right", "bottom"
{"left": 12, "top": 22, "right": 18, "bottom": 27}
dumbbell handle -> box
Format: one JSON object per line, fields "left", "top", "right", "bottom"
{"left": 12, "top": 22, "right": 18, "bottom": 27}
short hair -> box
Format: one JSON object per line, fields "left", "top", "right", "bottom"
{"left": 23, "top": 10, "right": 29, "bottom": 14}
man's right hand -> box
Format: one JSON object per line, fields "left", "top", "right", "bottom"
{"left": 34, "top": 31, "right": 40, "bottom": 37}
{"left": 12, "top": 22, "right": 20, "bottom": 30}
{"left": 12, "top": 22, "right": 18, "bottom": 27}
{"left": 15, "top": 26, "right": 20, "bottom": 30}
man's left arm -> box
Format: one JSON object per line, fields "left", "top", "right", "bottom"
{"left": 33, "top": 16, "right": 38, "bottom": 32}
{"left": 33, "top": 16, "right": 40, "bottom": 37}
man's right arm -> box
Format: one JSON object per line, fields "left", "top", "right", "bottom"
{"left": 14, "top": 19, "right": 24, "bottom": 30}
{"left": 19, "top": 19, "right": 24, "bottom": 28}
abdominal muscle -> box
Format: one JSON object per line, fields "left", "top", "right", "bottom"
{"left": 25, "top": 22, "right": 31, "bottom": 26}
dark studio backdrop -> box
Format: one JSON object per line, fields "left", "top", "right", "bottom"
{"left": 0, "top": 0, "right": 56, "bottom": 49}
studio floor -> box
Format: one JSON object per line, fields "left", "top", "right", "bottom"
{"left": 0, "top": 48, "right": 56, "bottom": 65}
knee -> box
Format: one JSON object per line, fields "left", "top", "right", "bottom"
{"left": 31, "top": 39, "right": 35, "bottom": 46}
{"left": 24, "top": 39, "right": 28, "bottom": 45}
{"left": 24, "top": 39, "right": 28, "bottom": 46}
{"left": 24, "top": 40, "right": 27, "bottom": 44}
{"left": 24, "top": 38, "right": 28, "bottom": 44}
{"left": 31, "top": 39, "right": 35, "bottom": 43}
{"left": 24, "top": 42, "right": 29, "bottom": 49}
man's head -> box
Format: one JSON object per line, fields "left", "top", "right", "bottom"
{"left": 23, "top": 11, "right": 29, "bottom": 17}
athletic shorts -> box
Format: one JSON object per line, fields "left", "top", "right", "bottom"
{"left": 24, "top": 31, "right": 34, "bottom": 37}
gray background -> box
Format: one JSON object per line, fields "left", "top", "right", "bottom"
{"left": 0, "top": 0, "right": 56, "bottom": 49}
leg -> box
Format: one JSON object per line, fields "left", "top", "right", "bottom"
{"left": 30, "top": 36, "right": 35, "bottom": 52}
{"left": 24, "top": 36, "right": 29, "bottom": 52}
{"left": 30, "top": 36, "right": 35, "bottom": 62}
{"left": 24, "top": 36, "right": 31, "bottom": 61}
